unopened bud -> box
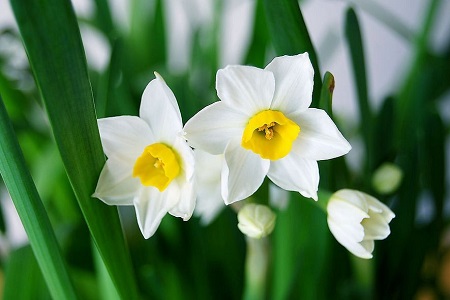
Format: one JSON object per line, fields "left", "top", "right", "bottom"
{"left": 237, "top": 204, "right": 276, "bottom": 239}
{"left": 372, "top": 163, "right": 403, "bottom": 194}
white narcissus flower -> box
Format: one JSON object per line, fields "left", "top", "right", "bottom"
{"left": 327, "top": 189, "right": 395, "bottom": 259}
{"left": 93, "top": 73, "right": 195, "bottom": 239}
{"left": 193, "top": 149, "right": 225, "bottom": 225}
{"left": 184, "top": 53, "right": 351, "bottom": 204}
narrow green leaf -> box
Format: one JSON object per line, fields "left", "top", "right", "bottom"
{"left": 344, "top": 0, "right": 414, "bottom": 42}
{"left": 10, "top": 0, "right": 139, "bottom": 298}
{"left": 317, "top": 72, "right": 335, "bottom": 190}
{"left": 92, "top": 0, "right": 115, "bottom": 40}
{"left": 345, "top": 7, "right": 374, "bottom": 187}
{"left": 93, "top": 242, "right": 121, "bottom": 300}
{"left": 271, "top": 195, "right": 329, "bottom": 300}
{"left": 372, "top": 96, "right": 395, "bottom": 166}
{"left": 0, "top": 97, "right": 76, "bottom": 299}
{"left": 263, "top": 0, "right": 322, "bottom": 107}
{"left": 345, "top": 8, "right": 371, "bottom": 128}
{"left": 3, "top": 246, "right": 51, "bottom": 300}
{"left": 127, "top": 0, "right": 166, "bottom": 74}
{"left": 395, "top": 0, "right": 441, "bottom": 145}
{"left": 244, "top": 0, "right": 269, "bottom": 68}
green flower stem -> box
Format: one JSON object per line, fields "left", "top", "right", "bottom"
{"left": 351, "top": 255, "right": 374, "bottom": 293}
{"left": 243, "top": 237, "right": 270, "bottom": 300}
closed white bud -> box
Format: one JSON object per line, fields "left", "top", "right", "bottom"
{"left": 238, "top": 204, "right": 276, "bottom": 239}
{"left": 372, "top": 163, "right": 403, "bottom": 195}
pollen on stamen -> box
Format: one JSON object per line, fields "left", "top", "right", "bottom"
{"left": 154, "top": 159, "right": 164, "bottom": 169}
{"left": 258, "top": 122, "right": 276, "bottom": 140}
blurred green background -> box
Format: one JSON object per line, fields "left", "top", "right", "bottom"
{"left": 0, "top": 0, "right": 450, "bottom": 299}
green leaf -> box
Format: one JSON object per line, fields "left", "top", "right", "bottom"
{"left": 263, "top": 0, "right": 322, "bottom": 107}
{"left": 316, "top": 72, "right": 351, "bottom": 191}
{"left": 244, "top": 0, "right": 269, "bottom": 68}
{"left": 0, "top": 97, "right": 76, "bottom": 299}
{"left": 92, "top": 0, "right": 115, "bottom": 40}
{"left": 271, "top": 194, "right": 330, "bottom": 300}
{"left": 3, "top": 246, "right": 51, "bottom": 300}
{"left": 10, "top": 0, "right": 139, "bottom": 298}
{"left": 345, "top": 7, "right": 374, "bottom": 187}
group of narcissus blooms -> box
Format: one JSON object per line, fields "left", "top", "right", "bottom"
{"left": 93, "top": 53, "right": 395, "bottom": 259}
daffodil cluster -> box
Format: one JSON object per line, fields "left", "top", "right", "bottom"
{"left": 93, "top": 53, "right": 394, "bottom": 259}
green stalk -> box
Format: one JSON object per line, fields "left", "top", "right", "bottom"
{"left": 243, "top": 237, "right": 270, "bottom": 300}
{"left": 0, "top": 97, "right": 77, "bottom": 300}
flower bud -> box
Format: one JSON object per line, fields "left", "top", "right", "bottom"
{"left": 372, "top": 163, "right": 403, "bottom": 195}
{"left": 238, "top": 204, "right": 276, "bottom": 239}
{"left": 327, "top": 189, "right": 395, "bottom": 259}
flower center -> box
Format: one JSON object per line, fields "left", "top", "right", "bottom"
{"left": 133, "top": 143, "right": 180, "bottom": 191}
{"left": 242, "top": 110, "right": 300, "bottom": 160}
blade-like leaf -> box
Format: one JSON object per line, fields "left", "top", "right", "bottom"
{"left": 271, "top": 194, "right": 329, "bottom": 300}
{"left": 3, "top": 246, "right": 51, "bottom": 300}
{"left": 0, "top": 97, "right": 76, "bottom": 299}
{"left": 10, "top": 0, "right": 139, "bottom": 298}
{"left": 263, "top": 0, "right": 322, "bottom": 107}
{"left": 345, "top": 8, "right": 373, "bottom": 184}
{"left": 244, "top": 0, "right": 269, "bottom": 68}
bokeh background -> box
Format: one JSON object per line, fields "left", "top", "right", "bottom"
{"left": 1, "top": 0, "right": 450, "bottom": 299}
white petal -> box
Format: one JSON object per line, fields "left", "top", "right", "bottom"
{"left": 291, "top": 109, "right": 351, "bottom": 161}
{"left": 327, "top": 218, "right": 373, "bottom": 259}
{"left": 328, "top": 198, "right": 369, "bottom": 222}
{"left": 328, "top": 218, "right": 364, "bottom": 244}
{"left": 269, "top": 183, "right": 290, "bottom": 210}
{"left": 139, "top": 74, "right": 183, "bottom": 143}
{"left": 221, "top": 140, "right": 270, "bottom": 204}
{"left": 172, "top": 136, "right": 195, "bottom": 182}
{"left": 98, "top": 116, "right": 153, "bottom": 160}
{"left": 159, "top": 136, "right": 196, "bottom": 221}
{"left": 268, "top": 153, "right": 319, "bottom": 200}
{"left": 194, "top": 150, "right": 225, "bottom": 225}
{"left": 332, "top": 190, "right": 368, "bottom": 210}
{"left": 216, "top": 65, "right": 275, "bottom": 116}
{"left": 362, "top": 212, "right": 391, "bottom": 240}
{"left": 93, "top": 156, "right": 140, "bottom": 205}
{"left": 195, "top": 181, "right": 224, "bottom": 225}
{"left": 365, "top": 195, "right": 396, "bottom": 222}
{"left": 133, "top": 184, "right": 180, "bottom": 239}
{"left": 265, "top": 53, "right": 314, "bottom": 114}
{"left": 169, "top": 179, "right": 196, "bottom": 221}
{"left": 184, "top": 101, "right": 247, "bottom": 154}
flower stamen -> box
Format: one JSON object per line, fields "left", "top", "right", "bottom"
{"left": 242, "top": 110, "right": 300, "bottom": 160}
{"left": 154, "top": 158, "right": 165, "bottom": 169}
{"left": 133, "top": 143, "right": 180, "bottom": 191}
{"left": 258, "top": 122, "right": 276, "bottom": 140}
